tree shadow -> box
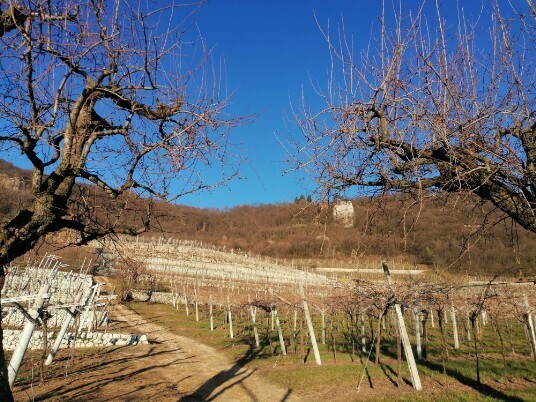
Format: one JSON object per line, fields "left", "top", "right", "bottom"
{"left": 421, "top": 360, "right": 525, "bottom": 401}
{"left": 357, "top": 355, "right": 374, "bottom": 389}
{"left": 34, "top": 353, "right": 190, "bottom": 401}
{"left": 180, "top": 345, "right": 295, "bottom": 401}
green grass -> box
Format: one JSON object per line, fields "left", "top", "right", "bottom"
{"left": 128, "top": 301, "right": 536, "bottom": 401}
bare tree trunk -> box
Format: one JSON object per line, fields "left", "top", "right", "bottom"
{"left": 422, "top": 313, "right": 428, "bottom": 361}
{"left": 438, "top": 308, "right": 448, "bottom": 374}
{"left": 291, "top": 308, "right": 298, "bottom": 354}
{"left": 470, "top": 316, "right": 482, "bottom": 384}
{"left": 396, "top": 319, "right": 402, "bottom": 386}
{"left": 375, "top": 311, "right": 383, "bottom": 365}
{"left": 357, "top": 312, "right": 364, "bottom": 355}
{"left": 40, "top": 314, "right": 49, "bottom": 385}
{"left": 321, "top": 309, "right": 326, "bottom": 345}
{"left": 330, "top": 317, "right": 336, "bottom": 362}
{"left": 505, "top": 319, "right": 516, "bottom": 356}
{"left": 491, "top": 318, "right": 507, "bottom": 376}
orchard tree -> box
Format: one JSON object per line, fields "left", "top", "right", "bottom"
{"left": 288, "top": 1, "right": 535, "bottom": 233}
{"left": 0, "top": 0, "right": 245, "bottom": 398}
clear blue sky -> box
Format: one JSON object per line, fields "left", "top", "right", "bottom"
{"left": 3, "top": 0, "right": 518, "bottom": 209}
{"left": 178, "top": 0, "right": 380, "bottom": 208}
{"left": 176, "top": 0, "right": 492, "bottom": 209}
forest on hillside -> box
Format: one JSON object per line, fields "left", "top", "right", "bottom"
{"left": 1, "top": 160, "right": 534, "bottom": 275}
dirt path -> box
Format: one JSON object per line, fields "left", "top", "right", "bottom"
{"left": 14, "top": 303, "right": 301, "bottom": 401}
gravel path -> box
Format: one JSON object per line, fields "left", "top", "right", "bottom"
{"left": 107, "top": 303, "right": 301, "bottom": 401}
{"left": 13, "top": 302, "right": 301, "bottom": 401}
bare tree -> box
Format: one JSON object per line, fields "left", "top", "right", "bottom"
{"left": 287, "top": 1, "right": 535, "bottom": 233}
{"left": 0, "top": 0, "right": 246, "bottom": 398}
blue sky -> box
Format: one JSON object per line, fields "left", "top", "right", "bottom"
{"left": 177, "top": 0, "right": 497, "bottom": 209}
{"left": 3, "top": 0, "right": 522, "bottom": 209}
{"left": 176, "top": 1, "right": 381, "bottom": 208}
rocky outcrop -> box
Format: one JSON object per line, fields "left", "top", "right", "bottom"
{"left": 333, "top": 200, "right": 354, "bottom": 228}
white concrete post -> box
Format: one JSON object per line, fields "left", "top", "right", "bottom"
{"left": 413, "top": 307, "right": 423, "bottom": 360}
{"left": 451, "top": 306, "right": 460, "bottom": 349}
{"left": 45, "top": 290, "right": 86, "bottom": 365}
{"left": 250, "top": 306, "right": 260, "bottom": 347}
{"left": 275, "top": 309, "right": 287, "bottom": 355}
{"left": 8, "top": 284, "right": 50, "bottom": 388}
{"left": 300, "top": 284, "right": 321, "bottom": 365}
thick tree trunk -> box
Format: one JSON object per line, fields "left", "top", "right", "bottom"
{"left": 0, "top": 174, "right": 74, "bottom": 401}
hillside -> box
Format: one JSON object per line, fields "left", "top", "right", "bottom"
{"left": 1, "top": 159, "right": 535, "bottom": 275}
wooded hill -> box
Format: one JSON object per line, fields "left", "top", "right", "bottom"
{"left": 1, "top": 159, "right": 534, "bottom": 276}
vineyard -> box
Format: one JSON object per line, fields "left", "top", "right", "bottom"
{"left": 107, "top": 238, "right": 536, "bottom": 399}
{"left": 2, "top": 255, "right": 147, "bottom": 391}
{"left": 5, "top": 238, "right": 536, "bottom": 400}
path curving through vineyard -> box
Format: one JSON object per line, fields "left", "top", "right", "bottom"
{"left": 111, "top": 303, "right": 301, "bottom": 401}
{"left": 14, "top": 302, "right": 301, "bottom": 401}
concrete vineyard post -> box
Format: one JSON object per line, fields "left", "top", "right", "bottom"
{"left": 194, "top": 288, "right": 199, "bottom": 322}
{"left": 275, "top": 309, "right": 287, "bottom": 355}
{"left": 383, "top": 262, "right": 422, "bottom": 391}
{"left": 227, "top": 295, "right": 234, "bottom": 339}
{"left": 250, "top": 306, "right": 260, "bottom": 347}
{"left": 300, "top": 284, "right": 321, "bottom": 366}
{"left": 413, "top": 307, "right": 422, "bottom": 360}
{"left": 45, "top": 290, "right": 85, "bottom": 366}
{"left": 524, "top": 296, "right": 536, "bottom": 359}
{"left": 451, "top": 306, "right": 460, "bottom": 349}
{"left": 395, "top": 304, "right": 423, "bottom": 391}
{"left": 209, "top": 298, "right": 214, "bottom": 331}
{"left": 8, "top": 284, "right": 51, "bottom": 387}
{"left": 466, "top": 314, "right": 472, "bottom": 341}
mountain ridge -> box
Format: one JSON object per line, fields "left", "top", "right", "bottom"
{"left": 1, "top": 159, "right": 534, "bottom": 275}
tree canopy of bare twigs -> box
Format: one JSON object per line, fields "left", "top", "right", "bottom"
{"left": 0, "top": 0, "right": 245, "bottom": 398}
{"left": 0, "top": 0, "right": 246, "bottom": 265}
{"left": 287, "top": 0, "right": 536, "bottom": 233}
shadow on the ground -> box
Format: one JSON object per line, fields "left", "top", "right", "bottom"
{"left": 32, "top": 351, "right": 189, "bottom": 401}
{"left": 420, "top": 359, "right": 525, "bottom": 402}
{"left": 179, "top": 344, "right": 295, "bottom": 401}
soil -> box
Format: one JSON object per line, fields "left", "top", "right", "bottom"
{"left": 13, "top": 303, "right": 302, "bottom": 401}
